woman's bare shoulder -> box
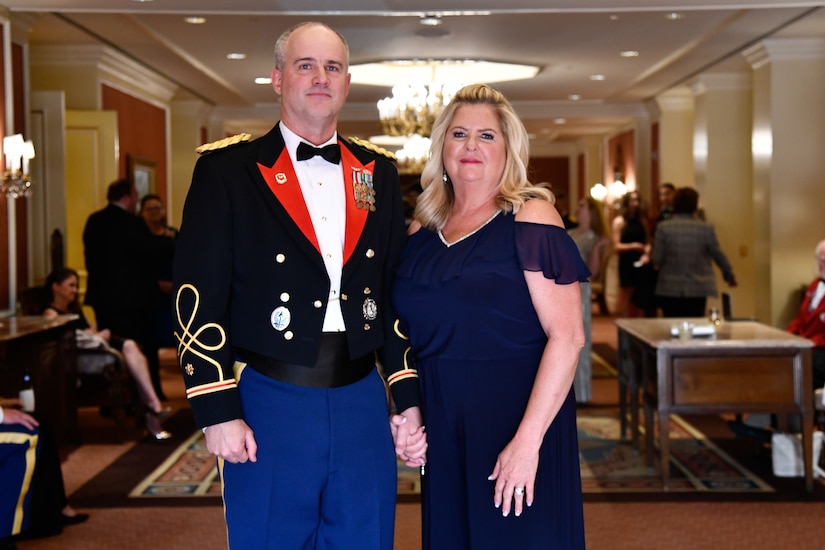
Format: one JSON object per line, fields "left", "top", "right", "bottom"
{"left": 515, "top": 198, "right": 563, "bottom": 227}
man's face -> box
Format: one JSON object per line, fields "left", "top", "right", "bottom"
{"left": 659, "top": 186, "right": 674, "bottom": 207}
{"left": 271, "top": 24, "right": 350, "bottom": 131}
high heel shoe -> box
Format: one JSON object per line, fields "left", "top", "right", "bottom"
{"left": 146, "top": 408, "right": 173, "bottom": 441}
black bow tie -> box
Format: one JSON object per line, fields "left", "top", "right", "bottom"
{"left": 296, "top": 142, "right": 341, "bottom": 164}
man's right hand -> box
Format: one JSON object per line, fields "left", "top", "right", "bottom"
{"left": 203, "top": 419, "right": 258, "bottom": 464}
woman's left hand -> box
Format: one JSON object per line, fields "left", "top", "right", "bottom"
{"left": 488, "top": 439, "right": 539, "bottom": 518}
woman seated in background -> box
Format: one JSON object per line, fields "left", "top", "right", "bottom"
{"left": 567, "top": 197, "right": 611, "bottom": 402}
{"left": 42, "top": 268, "right": 171, "bottom": 440}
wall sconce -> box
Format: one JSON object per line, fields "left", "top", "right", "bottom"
{"left": 2, "top": 134, "right": 35, "bottom": 198}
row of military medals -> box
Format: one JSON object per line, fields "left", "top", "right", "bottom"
{"left": 352, "top": 169, "right": 376, "bottom": 212}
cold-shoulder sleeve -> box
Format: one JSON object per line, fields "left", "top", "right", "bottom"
{"left": 516, "top": 221, "right": 591, "bottom": 284}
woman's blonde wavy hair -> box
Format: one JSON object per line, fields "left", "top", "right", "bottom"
{"left": 413, "top": 83, "right": 554, "bottom": 230}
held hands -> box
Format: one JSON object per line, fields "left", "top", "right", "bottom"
{"left": 488, "top": 438, "right": 539, "bottom": 518}
{"left": 390, "top": 406, "right": 427, "bottom": 467}
{"left": 203, "top": 419, "right": 258, "bottom": 464}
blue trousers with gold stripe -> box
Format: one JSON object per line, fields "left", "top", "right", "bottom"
{"left": 221, "top": 366, "right": 397, "bottom": 549}
{"left": 0, "top": 426, "right": 40, "bottom": 538}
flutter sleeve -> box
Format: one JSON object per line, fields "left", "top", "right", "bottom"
{"left": 516, "top": 221, "right": 592, "bottom": 284}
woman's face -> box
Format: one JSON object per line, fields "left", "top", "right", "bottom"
{"left": 53, "top": 274, "right": 78, "bottom": 304}
{"left": 576, "top": 200, "right": 592, "bottom": 226}
{"left": 442, "top": 104, "right": 506, "bottom": 195}
{"left": 141, "top": 198, "right": 165, "bottom": 224}
{"left": 626, "top": 192, "right": 640, "bottom": 212}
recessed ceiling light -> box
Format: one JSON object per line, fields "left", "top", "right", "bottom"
{"left": 184, "top": 16, "right": 206, "bottom": 25}
{"left": 227, "top": 53, "right": 246, "bottom": 60}
{"left": 609, "top": 15, "right": 619, "bottom": 21}
{"left": 420, "top": 15, "right": 442, "bottom": 26}
{"left": 131, "top": 0, "right": 155, "bottom": 3}
{"left": 255, "top": 77, "right": 272, "bottom": 85}
{"left": 590, "top": 74, "right": 605, "bottom": 81}
{"left": 665, "top": 12, "right": 685, "bottom": 20}
{"left": 620, "top": 50, "right": 639, "bottom": 58}
{"left": 568, "top": 94, "right": 581, "bottom": 101}
{"left": 554, "top": 118, "right": 566, "bottom": 125}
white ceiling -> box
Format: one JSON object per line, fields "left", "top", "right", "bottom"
{"left": 8, "top": 1, "right": 825, "bottom": 144}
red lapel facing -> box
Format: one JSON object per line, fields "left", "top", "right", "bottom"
{"left": 341, "top": 144, "right": 373, "bottom": 265}
{"left": 257, "top": 155, "right": 320, "bottom": 252}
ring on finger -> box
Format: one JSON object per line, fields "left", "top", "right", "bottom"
{"left": 514, "top": 487, "right": 525, "bottom": 495}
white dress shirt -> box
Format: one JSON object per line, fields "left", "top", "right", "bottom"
{"left": 280, "top": 123, "right": 346, "bottom": 332}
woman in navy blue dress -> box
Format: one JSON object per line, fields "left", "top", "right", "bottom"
{"left": 391, "top": 84, "right": 588, "bottom": 549}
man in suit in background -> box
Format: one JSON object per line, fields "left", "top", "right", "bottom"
{"left": 173, "top": 21, "right": 422, "bottom": 549}
{"left": 82, "top": 178, "right": 163, "bottom": 399}
{"left": 788, "top": 238, "right": 825, "bottom": 390}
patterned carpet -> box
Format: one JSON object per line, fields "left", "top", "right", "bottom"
{"left": 121, "top": 407, "right": 771, "bottom": 503}
{"left": 578, "top": 408, "right": 772, "bottom": 493}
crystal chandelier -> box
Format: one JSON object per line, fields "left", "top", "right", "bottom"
{"left": 394, "top": 134, "right": 433, "bottom": 176}
{"left": 2, "top": 134, "right": 35, "bottom": 198}
{"left": 377, "top": 81, "right": 462, "bottom": 138}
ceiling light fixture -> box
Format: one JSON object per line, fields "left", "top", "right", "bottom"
{"left": 226, "top": 53, "right": 246, "bottom": 60}
{"left": 352, "top": 59, "right": 539, "bottom": 174}
{"left": 254, "top": 77, "right": 272, "bottom": 85}
{"left": 665, "top": 12, "right": 685, "bottom": 20}
{"left": 184, "top": 16, "right": 206, "bottom": 25}
{"left": 590, "top": 74, "right": 605, "bottom": 81}
{"left": 420, "top": 15, "right": 442, "bottom": 26}
{"left": 620, "top": 50, "right": 639, "bottom": 58}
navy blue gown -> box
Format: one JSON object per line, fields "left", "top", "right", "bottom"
{"left": 392, "top": 212, "right": 588, "bottom": 549}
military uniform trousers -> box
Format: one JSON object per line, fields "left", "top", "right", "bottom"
{"left": 221, "top": 364, "right": 397, "bottom": 549}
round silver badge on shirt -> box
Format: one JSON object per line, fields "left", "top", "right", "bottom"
{"left": 362, "top": 298, "right": 377, "bottom": 321}
{"left": 271, "top": 306, "right": 291, "bottom": 331}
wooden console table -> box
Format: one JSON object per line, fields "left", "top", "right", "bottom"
{"left": 616, "top": 318, "right": 815, "bottom": 490}
{"left": 0, "top": 314, "right": 79, "bottom": 445}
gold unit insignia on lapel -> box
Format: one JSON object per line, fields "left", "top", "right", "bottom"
{"left": 275, "top": 172, "right": 288, "bottom": 185}
{"left": 352, "top": 168, "right": 376, "bottom": 212}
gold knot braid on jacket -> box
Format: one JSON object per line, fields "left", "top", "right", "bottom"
{"left": 173, "top": 125, "right": 420, "bottom": 428}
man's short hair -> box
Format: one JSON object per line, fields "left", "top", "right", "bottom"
{"left": 672, "top": 186, "right": 699, "bottom": 214}
{"left": 106, "top": 178, "right": 134, "bottom": 202}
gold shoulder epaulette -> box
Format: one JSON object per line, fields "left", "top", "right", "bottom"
{"left": 195, "top": 133, "right": 252, "bottom": 155}
{"left": 346, "top": 136, "right": 397, "bottom": 161}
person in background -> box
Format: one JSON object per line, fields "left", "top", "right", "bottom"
{"left": 42, "top": 268, "right": 171, "bottom": 440}
{"left": 139, "top": 194, "right": 177, "bottom": 349}
{"left": 656, "top": 182, "right": 676, "bottom": 226}
{"left": 568, "top": 197, "right": 611, "bottom": 402}
{"left": 1, "top": 398, "right": 88, "bottom": 549}
{"left": 172, "top": 21, "right": 417, "bottom": 549}
{"left": 652, "top": 186, "right": 737, "bottom": 317}
{"left": 83, "top": 178, "right": 164, "bottom": 400}
{"left": 391, "top": 83, "right": 587, "bottom": 548}
{"left": 788, "top": 238, "right": 825, "bottom": 390}
{"left": 548, "top": 187, "right": 578, "bottom": 230}
{"left": 611, "top": 190, "right": 650, "bottom": 317}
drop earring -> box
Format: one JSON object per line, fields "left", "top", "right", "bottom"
{"left": 442, "top": 169, "right": 448, "bottom": 183}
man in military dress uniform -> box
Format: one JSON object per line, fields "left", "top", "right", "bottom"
{"left": 173, "top": 21, "right": 423, "bottom": 549}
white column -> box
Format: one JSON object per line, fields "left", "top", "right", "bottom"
{"left": 690, "top": 73, "right": 754, "bottom": 317}
{"left": 744, "top": 38, "right": 825, "bottom": 326}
